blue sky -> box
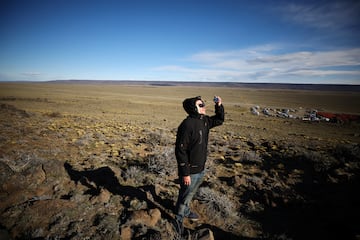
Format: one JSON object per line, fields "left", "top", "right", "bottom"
{"left": 1, "top": 0, "right": 359, "bottom": 84}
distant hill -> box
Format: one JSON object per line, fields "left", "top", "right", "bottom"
{"left": 27, "top": 80, "right": 360, "bottom": 91}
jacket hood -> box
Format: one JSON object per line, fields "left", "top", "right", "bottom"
{"left": 183, "top": 96, "right": 202, "bottom": 117}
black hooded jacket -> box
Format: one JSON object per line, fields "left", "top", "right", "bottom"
{"left": 175, "top": 96, "right": 224, "bottom": 176}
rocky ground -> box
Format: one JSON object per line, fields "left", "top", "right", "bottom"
{"left": 0, "top": 84, "right": 360, "bottom": 240}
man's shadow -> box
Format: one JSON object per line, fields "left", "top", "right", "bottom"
{"left": 64, "top": 163, "right": 245, "bottom": 238}
{"left": 64, "top": 162, "right": 173, "bottom": 219}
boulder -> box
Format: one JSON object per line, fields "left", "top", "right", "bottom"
{"left": 120, "top": 208, "right": 162, "bottom": 239}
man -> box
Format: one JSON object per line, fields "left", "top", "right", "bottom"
{"left": 174, "top": 95, "right": 224, "bottom": 234}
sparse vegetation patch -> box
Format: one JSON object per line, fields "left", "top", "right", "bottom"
{"left": 0, "top": 83, "right": 359, "bottom": 239}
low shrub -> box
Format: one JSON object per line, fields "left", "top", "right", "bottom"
{"left": 241, "top": 150, "right": 263, "bottom": 163}
{"left": 141, "top": 128, "right": 173, "bottom": 147}
{"left": 196, "top": 187, "right": 238, "bottom": 220}
{"left": 332, "top": 143, "right": 360, "bottom": 163}
{"left": 46, "top": 111, "right": 62, "bottom": 118}
{"left": 125, "top": 166, "right": 144, "bottom": 182}
{"left": 147, "top": 146, "right": 177, "bottom": 177}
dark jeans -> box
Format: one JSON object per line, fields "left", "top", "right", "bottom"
{"left": 175, "top": 171, "right": 205, "bottom": 222}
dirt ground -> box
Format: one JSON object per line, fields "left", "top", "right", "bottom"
{"left": 0, "top": 82, "right": 359, "bottom": 239}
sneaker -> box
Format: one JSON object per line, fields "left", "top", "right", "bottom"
{"left": 186, "top": 211, "right": 199, "bottom": 221}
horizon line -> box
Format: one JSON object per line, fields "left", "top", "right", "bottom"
{"left": 1, "top": 79, "right": 360, "bottom": 86}
{"left": 1, "top": 79, "right": 360, "bottom": 91}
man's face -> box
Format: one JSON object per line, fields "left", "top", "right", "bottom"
{"left": 195, "top": 99, "right": 206, "bottom": 114}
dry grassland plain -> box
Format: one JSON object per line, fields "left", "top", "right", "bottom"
{"left": 1, "top": 82, "right": 359, "bottom": 145}
{"left": 0, "top": 82, "right": 360, "bottom": 239}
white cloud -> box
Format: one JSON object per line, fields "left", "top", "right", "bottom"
{"left": 189, "top": 44, "right": 279, "bottom": 64}
{"left": 287, "top": 69, "right": 360, "bottom": 77}
{"left": 22, "top": 72, "right": 42, "bottom": 77}
{"left": 279, "top": 1, "right": 360, "bottom": 30}
{"left": 248, "top": 48, "right": 360, "bottom": 69}
{"left": 152, "top": 45, "right": 360, "bottom": 84}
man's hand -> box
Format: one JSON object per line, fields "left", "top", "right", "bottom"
{"left": 183, "top": 176, "right": 191, "bottom": 186}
